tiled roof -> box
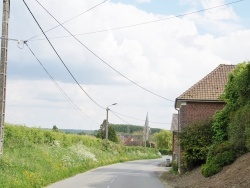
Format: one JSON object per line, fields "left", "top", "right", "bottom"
{"left": 176, "top": 64, "right": 236, "bottom": 106}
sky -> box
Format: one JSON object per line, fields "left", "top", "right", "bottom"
{"left": 0, "top": 0, "right": 250, "bottom": 130}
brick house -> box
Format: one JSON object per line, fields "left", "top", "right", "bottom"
{"left": 173, "top": 64, "right": 236, "bottom": 173}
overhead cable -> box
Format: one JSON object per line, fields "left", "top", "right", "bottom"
{"left": 27, "top": 0, "right": 108, "bottom": 41}
{"left": 110, "top": 110, "right": 131, "bottom": 125}
{"left": 23, "top": 0, "right": 105, "bottom": 110}
{"left": 29, "top": 0, "right": 244, "bottom": 41}
{"left": 110, "top": 110, "right": 171, "bottom": 125}
{"left": 29, "top": 0, "right": 174, "bottom": 102}
{"left": 25, "top": 42, "right": 100, "bottom": 126}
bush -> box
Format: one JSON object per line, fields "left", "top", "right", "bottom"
{"left": 202, "top": 62, "right": 250, "bottom": 177}
{"left": 171, "top": 161, "right": 178, "bottom": 172}
{"left": 179, "top": 120, "right": 213, "bottom": 171}
{"left": 201, "top": 163, "right": 221, "bottom": 178}
{"left": 201, "top": 141, "right": 236, "bottom": 177}
{"left": 228, "top": 103, "right": 250, "bottom": 153}
{"left": 1, "top": 124, "right": 161, "bottom": 187}
{"left": 159, "top": 149, "right": 169, "bottom": 155}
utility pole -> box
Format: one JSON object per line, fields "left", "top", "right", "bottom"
{"left": 105, "top": 103, "right": 117, "bottom": 140}
{"left": 143, "top": 113, "right": 149, "bottom": 147}
{"left": 105, "top": 107, "right": 109, "bottom": 140}
{"left": 0, "top": 0, "right": 10, "bottom": 157}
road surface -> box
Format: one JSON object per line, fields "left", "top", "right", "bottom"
{"left": 46, "top": 156, "right": 171, "bottom": 188}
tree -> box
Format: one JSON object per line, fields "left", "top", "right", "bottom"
{"left": 152, "top": 130, "right": 172, "bottom": 150}
{"left": 96, "top": 120, "right": 106, "bottom": 139}
{"left": 96, "top": 120, "right": 119, "bottom": 143}
{"left": 52, "top": 125, "right": 59, "bottom": 132}
{"left": 108, "top": 126, "right": 119, "bottom": 143}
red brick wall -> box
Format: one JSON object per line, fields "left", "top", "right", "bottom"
{"left": 180, "top": 102, "right": 225, "bottom": 129}
{"left": 177, "top": 101, "right": 225, "bottom": 173}
{"left": 172, "top": 132, "right": 178, "bottom": 161}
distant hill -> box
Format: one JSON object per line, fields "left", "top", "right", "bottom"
{"left": 110, "top": 124, "right": 162, "bottom": 134}
{"left": 57, "top": 124, "right": 162, "bottom": 135}
{"left": 59, "top": 129, "right": 97, "bottom": 135}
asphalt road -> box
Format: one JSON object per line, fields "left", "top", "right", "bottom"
{"left": 46, "top": 156, "right": 171, "bottom": 188}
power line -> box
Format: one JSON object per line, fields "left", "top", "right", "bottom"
{"left": 28, "top": 0, "right": 174, "bottom": 102}
{"left": 110, "top": 110, "right": 131, "bottom": 125}
{"left": 25, "top": 42, "right": 100, "bottom": 126}
{"left": 29, "top": 0, "right": 244, "bottom": 41}
{"left": 110, "top": 110, "right": 171, "bottom": 125}
{"left": 23, "top": 0, "right": 105, "bottom": 110}
{"left": 27, "top": 0, "right": 108, "bottom": 41}
{"left": 8, "top": 38, "right": 170, "bottom": 127}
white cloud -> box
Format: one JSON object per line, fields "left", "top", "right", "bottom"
{"left": 137, "top": 0, "right": 151, "bottom": 3}
{"left": 2, "top": 0, "right": 250, "bottom": 130}
{"left": 201, "top": 0, "right": 239, "bottom": 21}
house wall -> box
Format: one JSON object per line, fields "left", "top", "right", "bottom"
{"left": 177, "top": 101, "right": 225, "bottom": 173}
{"left": 179, "top": 102, "right": 225, "bottom": 129}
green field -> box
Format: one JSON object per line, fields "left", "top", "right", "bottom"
{"left": 0, "top": 124, "right": 161, "bottom": 188}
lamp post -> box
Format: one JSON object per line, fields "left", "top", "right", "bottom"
{"left": 105, "top": 103, "right": 117, "bottom": 140}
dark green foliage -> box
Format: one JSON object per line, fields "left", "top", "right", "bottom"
{"left": 171, "top": 161, "right": 178, "bottom": 172}
{"left": 226, "top": 63, "right": 250, "bottom": 107}
{"left": 204, "top": 62, "right": 250, "bottom": 177}
{"left": 96, "top": 120, "right": 119, "bottom": 143}
{"left": 108, "top": 126, "right": 119, "bottom": 143}
{"left": 52, "top": 125, "right": 59, "bottom": 132}
{"left": 212, "top": 63, "right": 250, "bottom": 143}
{"left": 228, "top": 106, "right": 249, "bottom": 154}
{"left": 110, "top": 124, "right": 162, "bottom": 134}
{"left": 96, "top": 120, "right": 106, "bottom": 140}
{"left": 201, "top": 162, "right": 221, "bottom": 178}
{"left": 77, "top": 132, "right": 86, "bottom": 135}
{"left": 212, "top": 109, "right": 229, "bottom": 143}
{"left": 150, "top": 128, "right": 162, "bottom": 134}
{"left": 201, "top": 141, "right": 236, "bottom": 177}
{"left": 179, "top": 120, "right": 213, "bottom": 171}
{"left": 159, "top": 149, "right": 169, "bottom": 155}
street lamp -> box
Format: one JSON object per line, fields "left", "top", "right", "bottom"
{"left": 106, "top": 103, "right": 117, "bottom": 140}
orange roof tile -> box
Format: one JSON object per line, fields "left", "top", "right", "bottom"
{"left": 175, "top": 64, "right": 236, "bottom": 108}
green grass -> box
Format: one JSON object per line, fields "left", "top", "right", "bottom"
{"left": 0, "top": 124, "right": 161, "bottom": 187}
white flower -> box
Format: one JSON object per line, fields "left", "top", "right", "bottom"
{"left": 70, "top": 143, "right": 98, "bottom": 162}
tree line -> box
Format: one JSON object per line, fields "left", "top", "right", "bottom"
{"left": 110, "top": 124, "right": 162, "bottom": 134}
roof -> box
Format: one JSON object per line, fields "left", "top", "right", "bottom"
{"left": 170, "top": 114, "right": 178, "bottom": 132}
{"left": 175, "top": 64, "right": 236, "bottom": 108}
{"left": 124, "top": 137, "right": 142, "bottom": 146}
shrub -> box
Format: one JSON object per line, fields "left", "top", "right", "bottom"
{"left": 202, "top": 62, "right": 250, "bottom": 177}
{"left": 212, "top": 108, "right": 229, "bottom": 143}
{"left": 201, "top": 141, "right": 236, "bottom": 177}
{"left": 159, "top": 149, "right": 169, "bottom": 155}
{"left": 171, "top": 161, "right": 178, "bottom": 172}
{"left": 228, "top": 103, "right": 250, "bottom": 153}
{"left": 201, "top": 163, "right": 221, "bottom": 178}
{"left": 1, "top": 124, "right": 161, "bottom": 187}
{"left": 179, "top": 120, "right": 213, "bottom": 171}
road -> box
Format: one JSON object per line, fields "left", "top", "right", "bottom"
{"left": 46, "top": 156, "right": 172, "bottom": 188}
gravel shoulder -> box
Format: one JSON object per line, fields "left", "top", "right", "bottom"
{"left": 161, "top": 152, "right": 250, "bottom": 188}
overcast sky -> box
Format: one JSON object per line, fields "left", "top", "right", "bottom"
{"left": 1, "top": 0, "right": 249, "bottom": 130}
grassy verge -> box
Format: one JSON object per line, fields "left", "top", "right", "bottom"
{"left": 0, "top": 124, "right": 161, "bottom": 188}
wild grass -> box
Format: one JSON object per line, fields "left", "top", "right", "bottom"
{"left": 0, "top": 124, "right": 161, "bottom": 187}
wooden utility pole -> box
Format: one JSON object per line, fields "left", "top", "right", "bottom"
{"left": 144, "top": 113, "right": 150, "bottom": 147}
{"left": 105, "top": 108, "right": 109, "bottom": 140}
{"left": 0, "top": 0, "right": 10, "bottom": 157}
